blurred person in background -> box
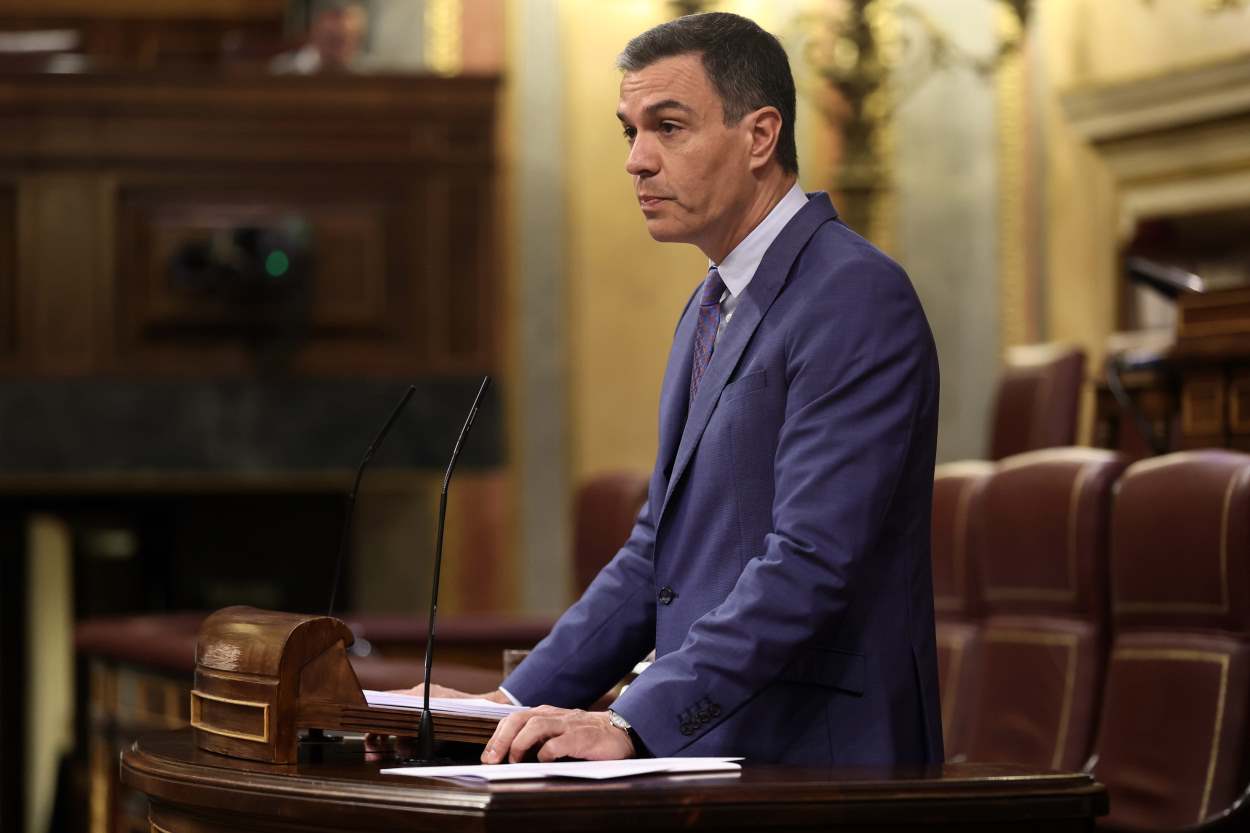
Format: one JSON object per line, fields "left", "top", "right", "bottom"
{"left": 271, "top": 1, "right": 368, "bottom": 74}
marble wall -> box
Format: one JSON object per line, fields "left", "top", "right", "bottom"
{"left": 895, "top": 0, "right": 1002, "bottom": 462}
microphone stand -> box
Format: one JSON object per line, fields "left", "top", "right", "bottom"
{"left": 308, "top": 384, "right": 415, "bottom": 750}
{"left": 412, "top": 376, "right": 491, "bottom": 764}
{"left": 327, "top": 385, "right": 417, "bottom": 619}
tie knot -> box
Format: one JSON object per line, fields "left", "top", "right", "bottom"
{"left": 701, "top": 267, "right": 726, "bottom": 307}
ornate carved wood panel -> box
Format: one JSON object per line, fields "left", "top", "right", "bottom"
{"left": 114, "top": 182, "right": 409, "bottom": 374}
{"left": 0, "top": 73, "right": 500, "bottom": 378}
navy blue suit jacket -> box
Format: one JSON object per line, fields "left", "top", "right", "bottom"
{"left": 502, "top": 193, "right": 943, "bottom": 765}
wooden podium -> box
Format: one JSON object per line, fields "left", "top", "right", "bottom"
{"left": 122, "top": 731, "right": 1108, "bottom": 833}
{"left": 191, "top": 606, "right": 496, "bottom": 764}
{"left": 111, "top": 607, "right": 1114, "bottom": 832}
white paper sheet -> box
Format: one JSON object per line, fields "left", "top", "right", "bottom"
{"left": 380, "top": 757, "right": 743, "bottom": 782}
{"left": 363, "top": 690, "right": 525, "bottom": 719}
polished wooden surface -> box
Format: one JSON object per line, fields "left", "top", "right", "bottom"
{"left": 122, "top": 730, "right": 1108, "bottom": 832}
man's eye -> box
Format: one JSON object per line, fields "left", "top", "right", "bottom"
{"left": 659, "top": 122, "right": 679, "bottom": 135}
{"left": 622, "top": 126, "right": 636, "bottom": 143}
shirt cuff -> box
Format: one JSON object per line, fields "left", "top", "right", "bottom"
{"left": 497, "top": 686, "right": 523, "bottom": 707}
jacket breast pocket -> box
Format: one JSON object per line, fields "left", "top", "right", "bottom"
{"left": 778, "top": 646, "right": 866, "bottom": 696}
{"left": 722, "top": 369, "right": 767, "bottom": 403}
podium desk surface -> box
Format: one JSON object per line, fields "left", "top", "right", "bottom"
{"left": 122, "top": 730, "right": 1107, "bottom": 833}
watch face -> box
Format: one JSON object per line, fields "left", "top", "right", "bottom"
{"left": 608, "top": 710, "right": 630, "bottom": 731}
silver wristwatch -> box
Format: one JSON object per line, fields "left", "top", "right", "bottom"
{"left": 606, "top": 708, "right": 632, "bottom": 733}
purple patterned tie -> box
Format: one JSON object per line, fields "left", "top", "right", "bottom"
{"left": 689, "top": 266, "right": 727, "bottom": 404}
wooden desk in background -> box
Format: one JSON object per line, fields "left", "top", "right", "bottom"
{"left": 122, "top": 731, "right": 1108, "bottom": 833}
{"left": 1095, "top": 289, "right": 1250, "bottom": 457}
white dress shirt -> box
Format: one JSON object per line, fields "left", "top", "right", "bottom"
{"left": 710, "top": 183, "right": 809, "bottom": 346}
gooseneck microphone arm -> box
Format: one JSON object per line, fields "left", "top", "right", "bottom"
{"left": 327, "top": 385, "right": 417, "bottom": 619}
{"left": 416, "top": 375, "right": 491, "bottom": 763}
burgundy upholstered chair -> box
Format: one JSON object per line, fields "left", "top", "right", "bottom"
{"left": 1092, "top": 451, "right": 1250, "bottom": 832}
{"left": 989, "top": 344, "right": 1087, "bottom": 461}
{"left": 960, "top": 448, "right": 1126, "bottom": 771}
{"left": 571, "top": 470, "right": 650, "bottom": 597}
{"left": 930, "top": 460, "right": 994, "bottom": 759}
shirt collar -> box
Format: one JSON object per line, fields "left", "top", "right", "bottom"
{"left": 711, "top": 183, "right": 808, "bottom": 298}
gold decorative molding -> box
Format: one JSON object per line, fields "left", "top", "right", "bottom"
{"left": 189, "top": 689, "right": 271, "bottom": 744}
{"left": 424, "top": 0, "right": 462, "bottom": 76}
{"left": 996, "top": 3, "right": 1031, "bottom": 349}
{"left": 866, "top": 0, "right": 898, "bottom": 253}
{"left": 1140, "top": 0, "right": 1248, "bottom": 11}
{"left": 1112, "top": 647, "right": 1230, "bottom": 822}
{"left": 1062, "top": 52, "right": 1250, "bottom": 145}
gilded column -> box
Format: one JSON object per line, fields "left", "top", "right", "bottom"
{"left": 995, "top": 4, "right": 1032, "bottom": 348}
{"left": 424, "top": 0, "right": 463, "bottom": 76}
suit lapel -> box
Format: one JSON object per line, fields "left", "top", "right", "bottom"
{"left": 656, "top": 289, "right": 700, "bottom": 480}
{"left": 658, "top": 193, "right": 840, "bottom": 524}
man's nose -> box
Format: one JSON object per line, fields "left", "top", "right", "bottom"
{"left": 625, "top": 132, "right": 658, "bottom": 177}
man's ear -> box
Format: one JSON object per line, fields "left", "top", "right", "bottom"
{"left": 745, "top": 106, "right": 782, "bottom": 172}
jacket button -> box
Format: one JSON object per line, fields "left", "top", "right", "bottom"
{"left": 658, "top": 586, "right": 675, "bottom": 605}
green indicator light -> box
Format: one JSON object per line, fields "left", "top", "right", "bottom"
{"left": 265, "top": 250, "right": 290, "bottom": 278}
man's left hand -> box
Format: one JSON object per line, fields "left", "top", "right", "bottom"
{"left": 481, "top": 706, "right": 635, "bottom": 764}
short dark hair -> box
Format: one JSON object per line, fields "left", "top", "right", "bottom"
{"left": 618, "top": 12, "right": 798, "bottom": 175}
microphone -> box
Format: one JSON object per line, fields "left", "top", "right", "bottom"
{"left": 327, "top": 385, "right": 417, "bottom": 619}
{"left": 414, "top": 375, "right": 491, "bottom": 763}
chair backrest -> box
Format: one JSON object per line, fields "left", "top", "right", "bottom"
{"left": 961, "top": 448, "right": 1126, "bottom": 771}
{"left": 931, "top": 461, "right": 994, "bottom": 758}
{"left": 989, "top": 344, "right": 1086, "bottom": 461}
{"left": 571, "top": 471, "right": 650, "bottom": 597}
{"left": 1093, "top": 450, "right": 1250, "bottom": 831}
{"left": 933, "top": 461, "right": 994, "bottom": 621}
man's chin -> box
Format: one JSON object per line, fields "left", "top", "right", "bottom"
{"left": 642, "top": 218, "right": 689, "bottom": 244}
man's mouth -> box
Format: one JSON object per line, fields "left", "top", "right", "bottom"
{"left": 638, "top": 195, "right": 670, "bottom": 209}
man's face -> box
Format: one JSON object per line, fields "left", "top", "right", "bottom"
{"left": 617, "top": 53, "right": 754, "bottom": 255}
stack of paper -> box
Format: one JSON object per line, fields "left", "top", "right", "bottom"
{"left": 381, "top": 757, "right": 743, "bottom": 782}
{"left": 364, "top": 690, "right": 525, "bottom": 720}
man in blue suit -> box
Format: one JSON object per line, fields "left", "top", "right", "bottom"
{"left": 440, "top": 12, "right": 942, "bottom": 766}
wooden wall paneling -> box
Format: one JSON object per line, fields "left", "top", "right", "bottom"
{"left": 422, "top": 170, "right": 453, "bottom": 372}
{"left": 1, "top": 74, "right": 501, "bottom": 378}
{"left": 447, "top": 170, "right": 494, "bottom": 368}
{"left": 119, "top": 189, "right": 393, "bottom": 331}
{"left": 1232, "top": 372, "right": 1250, "bottom": 437}
{"left": 424, "top": 166, "right": 498, "bottom": 373}
{"left": 112, "top": 177, "right": 428, "bottom": 376}
{"left": 93, "top": 175, "right": 119, "bottom": 375}
{"left": 0, "top": 0, "right": 285, "bottom": 20}
{"left": 0, "top": 75, "right": 499, "bottom": 165}
{"left": 0, "top": 0, "right": 287, "bottom": 70}
{"left": 307, "top": 203, "right": 389, "bottom": 331}
{"left": 0, "top": 185, "right": 14, "bottom": 360}
{"left": 19, "top": 175, "right": 105, "bottom": 375}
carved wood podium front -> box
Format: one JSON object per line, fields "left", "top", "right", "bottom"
{"left": 114, "top": 606, "right": 1114, "bottom": 831}
{"left": 191, "top": 606, "right": 494, "bottom": 764}
{"left": 122, "top": 732, "right": 1110, "bottom": 833}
